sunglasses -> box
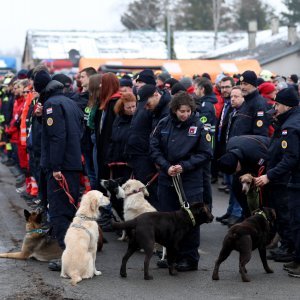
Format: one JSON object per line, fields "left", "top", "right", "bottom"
{"left": 23, "top": 91, "right": 31, "bottom": 94}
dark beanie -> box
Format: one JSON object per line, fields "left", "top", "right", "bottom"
{"left": 120, "top": 77, "right": 133, "bottom": 88}
{"left": 17, "top": 69, "right": 28, "bottom": 79}
{"left": 275, "top": 87, "right": 299, "bottom": 107}
{"left": 171, "top": 83, "right": 186, "bottom": 95}
{"left": 218, "top": 152, "right": 239, "bottom": 175}
{"left": 290, "top": 74, "right": 298, "bottom": 84}
{"left": 136, "top": 69, "right": 156, "bottom": 85}
{"left": 137, "top": 84, "right": 157, "bottom": 100}
{"left": 240, "top": 70, "right": 257, "bottom": 87}
{"left": 164, "top": 78, "right": 178, "bottom": 89}
{"left": 33, "top": 70, "right": 52, "bottom": 93}
{"left": 157, "top": 72, "right": 171, "bottom": 83}
{"left": 52, "top": 73, "right": 73, "bottom": 88}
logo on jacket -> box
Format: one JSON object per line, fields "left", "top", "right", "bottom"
{"left": 46, "top": 107, "right": 53, "bottom": 115}
{"left": 257, "top": 111, "right": 264, "bottom": 117}
{"left": 206, "top": 133, "right": 212, "bottom": 142}
{"left": 200, "top": 116, "right": 208, "bottom": 124}
{"left": 281, "top": 140, "right": 287, "bottom": 149}
{"left": 47, "top": 118, "right": 54, "bottom": 126}
{"left": 282, "top": 130, "right": 287, "bottom": 135}
{"left": 256, "top": 120, "right": 263, "bottom": 127}
{"left": 188, "top": 126, "right": 197, "bottom": 136}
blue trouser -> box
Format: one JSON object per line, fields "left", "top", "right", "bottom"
{"left": 82, "top": 146, "right": 97, "bottom": 190}
{"left": 226, "top": 175, "right": 242, "bottom": 218}
{"left": 46, "top": 170, "right": 80, "bottom": 249}
{"left": 288, "top": 189, "right": 300, "bottom": 263}
{"left": 158, "top": 184, "right": 202, "bottom": 263}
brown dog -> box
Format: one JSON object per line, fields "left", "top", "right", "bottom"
{"left": 0, "top": 209, "right": 62, "bottom": 261}
{"left": 112, "top": 202, "right": 213, "bottom": 280}
{"left": 240, "top": 173, "right": 260, "bottom": 212}
{"left": 212, "top": 207, "right": 276, "bottom": 282}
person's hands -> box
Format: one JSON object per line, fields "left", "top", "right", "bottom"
{"left": 53, "top": 171, "right": 62, "bottom": 181}
{"left": 34, "top": 102, "right": 43, "bottom": 116}
{"left": 174, "top": 164, "right": 183, "bottom": 174}
{"left": 254, "top": 175, "right": 269, "bottom": 187}
{"left": 168, "top": 166, "right": 177, "bottom": 176}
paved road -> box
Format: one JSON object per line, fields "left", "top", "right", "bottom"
{"left": 0, "top": 163, "right": 298, "bottom": 300}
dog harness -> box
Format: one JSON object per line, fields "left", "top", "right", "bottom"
{"left": 75, "top": 214, "right": 98, "bottom": 221}
{"left": 71, "top": 223, "right": 92, "bottom": 239}
{"left": 172, "top": 174, "right": 196, "bottom": 226}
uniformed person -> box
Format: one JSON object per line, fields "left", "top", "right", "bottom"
{"left": 150, "top": 91, "right": 212, "bottom": 271}
{"left": 228, "top": 70, "right": 269, "bottom": 138}
{"left": 255, "top": 88, "right": 300, "bottom": 277}
{"left": 33, "top": 70, "right": 84, "bottom": 271}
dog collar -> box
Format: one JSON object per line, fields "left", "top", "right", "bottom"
{"left": 26, "top": 228, "right": 49, "bottom": 235}
{"left": 184, "top": 207, "right": 196, "bottom": 226}
{"left": 254, "top": 210, "right": 267, "bottom": 221}
{"left": 76, "top": 214, "right": 97, "bottom": 221}
{"left": 125, "top": 187, "right": 145, "bottom": 197}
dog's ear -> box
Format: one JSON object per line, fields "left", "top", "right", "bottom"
{"left": 90, "top": 196, "right": 99, "bottom": 213}
{"left": 35, "top": 212, "right": 43, "bottom": 224}
{"left": 24, "top": 209, "right": 31, "bottom": 221}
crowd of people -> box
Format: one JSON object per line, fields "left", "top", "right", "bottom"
{"left": 0, "top": 65, "right": 300, "bottom": 278}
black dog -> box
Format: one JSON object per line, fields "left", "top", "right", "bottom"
{"left": 112, "top": 202, "right": 214, "bottom": 280}
{"left": 100, "top": 178, "right": 125, "bottom": 220}
{"left": 212, "top": 207, "right": 276, "bottom": 282}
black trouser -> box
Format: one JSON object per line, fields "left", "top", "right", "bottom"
{"left": 266, "top": 184, "right": 294, "bottom": 249}
{"left": 127, "top": 155, "right": 159, "bottom": 210}
{"left": 46, "top": 170, "right": 80, "bottom": 249}
{"left": 158, "top": 184, "right": 202, "bottom": 263}
{"left": 288, "top": 188, "right": 300, "bottom": 263}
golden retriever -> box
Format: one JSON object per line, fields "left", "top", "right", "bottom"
{"left": 61, "top": 190, "right": 110, "bottom": 285}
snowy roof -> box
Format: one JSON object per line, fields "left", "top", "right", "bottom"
{"left": 202, "top": 26, "right": 300, "bottom": 62}
{"left": 24, "top": 29, "right": 247, "bottom": 61}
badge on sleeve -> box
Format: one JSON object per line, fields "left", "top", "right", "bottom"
{"left": 257, "top": 111, "right": 264, "bottom": 117}
{"left": 206, "top": 133, "right": 212, "bottom": 142}
{"left": 47, "top": 117, "right": 54, "bottom": 126}
{"left": 200, "top": 116, "right": 208, "bottom": 124}
{"left": 46, "top": 107, "right": 53, "bottom": 115}
{"left": 188, "top": 126, "right": 197, "bottom": 136}
{"left": 281, "top": 140, "right": 288, "bottom": 149}
{"left": 282, "top": 130, "right": 287, "bottom": 135}
{"left": 256, "top": 120, "right": 263, "bottom": 127}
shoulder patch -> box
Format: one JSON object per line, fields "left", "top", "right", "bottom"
{"left": 282, "top": 130, "right": 287, "bottom": 135}
{"left": 281, "top": 140, "right": 287, "bottom": 149}
{"left": 206, "top": 133, "right": 212, "bottom": 142}
{"left": 256, "top": 120, "right": 263, "bottom": 127}
{"left": 46, "top": 107, "right": 53, "bottom": 115}
{"left": 188, "top": 126, "right": 197, "bottom": 136}
{"left": 200, "top": 116, "right": 208, "bottom": 124}
{"left": 257, "top": 111, "right": 264, "bottom": 117}
{"left": 47, "top": 117, "right": 54, "bottom": 126}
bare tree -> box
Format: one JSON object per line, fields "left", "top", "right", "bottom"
{"left": 212, "top": 0, "right": 222, "bottom": 49}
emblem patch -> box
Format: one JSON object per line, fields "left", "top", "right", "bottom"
{"left": 282, "top": 130, "right": 287, "bottom": 135}
{"left": 47, "top": 118, "right": 54, "bottom": 126}
{"left": 281, "top": 140, "right": 287, "bottom": 149}
{"left": 200, "top": 116, "right": 208, "bottom": 124}
{"left": 206, "top": 133, "right": 212, "bottom": 142}
{"left": 46, "top": 107, "right": 53, "bottom": 115}
{"left": 256, "top": 120, "right": 263, "bottom": 127}
{"left": 257, "top": 111, "right": 264, "bottom": 117}
{"left": 188, "top": 126, "right": 197, "bottom": 135}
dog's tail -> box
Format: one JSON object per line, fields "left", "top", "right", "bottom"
{"left": 70, "top": 272, "right": 82, "bottom": 286}
{"left": 0, "top": 252, "right": 29, "bottom": 260}
{"left": 112, "top": 219, "right": 137, "bottom": 230}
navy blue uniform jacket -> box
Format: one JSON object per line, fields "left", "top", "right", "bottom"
{"left": 226, "top": 135, "right": 270, "bottom": 175}
{"left": 267, "top": 107, "right": 300, "bottom": 188}
{"left": 150, "top": 112, "right": 213, "bottom": 196}
{"left": 41, "top": 81, "right": 84, "bottom": 172}
{"left": 228, "top": 90, "right": 269, "bottom": 138}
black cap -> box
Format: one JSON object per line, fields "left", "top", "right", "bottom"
{"left": 218, "top": 152, "right": 239, "bottom": 175}
{"left": 119, "top": 77, "right": 133, "bottom": 88}
{"left": 164, "top": 78, "right": 178, "bottom": 89}
{"left": 17, "top": 69, "right": 28, "bottom": 79}
{"left": 136, "top": 69, "right": 156, "bottom": 85}
{"left": 240, "top": 70, "right": 258, "bottom": 87}
{"left": 52, "top": 74, "right": 73, "bottom": 88}
{"left": 157, "top": 72, "right": 171, "bottom": 83}
{"left": 33, "top": 70, "right": 51, "bottom": 93}
{"left": 171, "top": 83, "right": 186, "bottom": 95}
{"left": 275, "top": 87, "right": 299, "bottom": 107}
{"left": 137, "top": 84, "right": 157, "bottom": 101}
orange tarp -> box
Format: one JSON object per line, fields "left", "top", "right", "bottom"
{"left": 79, "top": 58, "right": 261, "bottom": 82}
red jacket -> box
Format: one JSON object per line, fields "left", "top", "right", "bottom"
{"left": 213, "top": 86, "right": 224, "bottom": 119}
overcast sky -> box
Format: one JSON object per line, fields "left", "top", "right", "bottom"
{"left": 0, "top": 0, "right": 287, "bottom": 55}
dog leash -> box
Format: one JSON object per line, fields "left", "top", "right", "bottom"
{"left": 257, "top": 165, "right": 265, "bottom": 207}
{"left": 172, "top": 174, "right": 196, "bottom": 226}
{"left": 56, "top": 174, "right": 78, "bottom": 210}
{"left": 146, "top": 172, "right": 159, "bottom": 187}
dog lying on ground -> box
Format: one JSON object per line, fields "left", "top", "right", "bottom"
{"left": 0, "top": 209, "right": 62, "bottom": 261}
{"left": 239, "top": 173, "right": 260, "bottom": 212}
{"left": 61, "top": 190, "right": 110, "bottom": 286}
{"left": 112, "top": 202, "right": 213, "bottom": 280}
{"left": 212, "top": 207, "right": 276, "bottom": 282}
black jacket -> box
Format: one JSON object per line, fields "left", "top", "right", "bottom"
{"left": 151, "top": 90, "right": 171, "bottom": 130}
{"left": 226, "top": 135, "right": 270, "bottom": 175}
{"left": 267, "top": 107, "right": 300, "bottom": 188}
{"left": 40, "top": 81, "right": 84, "bottom": 171}
{"left": 228, "top": 90, "right": 269, "bottom": 138}
{"left": 107, "top": 114, "right": 132, "bottom": 163}
{"left": 150, "top": 112, "right": 213, "bottom": 196}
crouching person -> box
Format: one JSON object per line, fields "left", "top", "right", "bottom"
{"left": 150, "top": 91, "right": 212, "bottom": 271}
{"left": 34, "top": 70, "right": 84, "bottom": 271}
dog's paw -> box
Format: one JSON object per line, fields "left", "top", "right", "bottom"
{"left": 94, "top": 270, "right": 102, "bottom": 276}
{"left": 266, "top": 268, "right": 274, "bottom": 274}
{"left": 120, "top": 271, "right": 127, "bottom": 278}
{"left": 241, "top": 275, "right": 251, "bottom": 282}
{"left": 212, "top": 273, "right": 219, "bottom": 280}
{"left": 60, "top": 273, "right": 68, "bottom": 278}
{"left": 144, "top": 274, "right": 153, "bottom": 280}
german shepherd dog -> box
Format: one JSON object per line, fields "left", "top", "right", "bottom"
{"left": 0, "top": 209, "right": 62, "bottom": 261}
{"left": 212, "top": 207, "right": 276, "bottom": 282}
